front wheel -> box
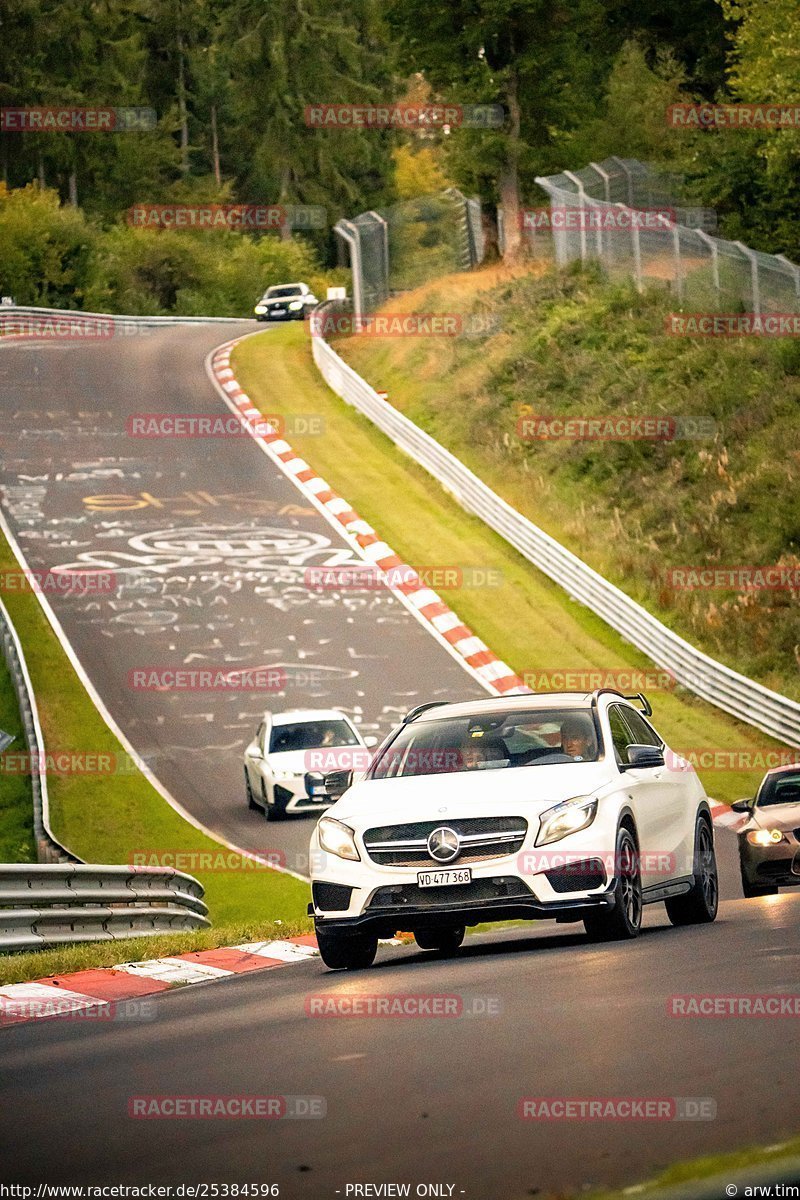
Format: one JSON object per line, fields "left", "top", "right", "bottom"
{"left": 316, "top": 927, "right": 378, "bottom": 971}
{"left": 665, "top": 819, "right": 718, "bottom": 925}
{"left": 414, "top": 926, "right": 465, "bottom": 955}
{"left": 584, "top": 826, "right": 642, "bottom": 942}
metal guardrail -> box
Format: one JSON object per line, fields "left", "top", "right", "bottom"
{"left": 0, "top": 305, "right": 250, "bottom": 329}
{"left": 0, "top": 864, "right": 209, "bottom": 952}
{"left": 0, "top": 597, "right": 78, "bottom": 864}
{"left": 312, "top": 333, "right": 800, "bottom": 748}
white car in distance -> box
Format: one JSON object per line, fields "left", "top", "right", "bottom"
{"left": 244, "top": 709, "right": 376, "bottom": 821}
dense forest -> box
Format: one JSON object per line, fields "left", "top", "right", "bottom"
{"left": 0, "top": 0, "right": 797, "bottom": 310}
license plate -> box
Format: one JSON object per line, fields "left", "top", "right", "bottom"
{"left": 417, "top": 868, "right": 472, "bottom": 888}
{"left": 272, "top": 308, "right": 285, "bottom": 315}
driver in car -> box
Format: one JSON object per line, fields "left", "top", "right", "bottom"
{"left": 560, "top": 715, "right": 597, "bottom": 761}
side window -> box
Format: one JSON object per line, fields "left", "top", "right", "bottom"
{"left": 608, "top": 706, "right": 632, "bottom": 765}
{"left": 621, "top": 708, "right": 663, "bottom": 749}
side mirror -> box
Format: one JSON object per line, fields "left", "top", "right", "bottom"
{"left": 246, "top": 743, "right": 263, "bottom": 761}
{"left": 364, "top": 735, "right": 378, "bottom": 748}
{"left": 731, "top": 798, "right": 754, "bottom": 813}
{"left": 624, "top": 744, "right": 665, "bottom": 770}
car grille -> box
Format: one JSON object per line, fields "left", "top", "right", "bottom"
{"left": 362, "top": 816, "right": 528, "bottom": 867}
{"left": 367, "top": 876, "right": 531, "bottom": 909}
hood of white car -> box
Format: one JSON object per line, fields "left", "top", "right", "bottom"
{"left": 330, "top": 760, "right": 616, "bottom": 826}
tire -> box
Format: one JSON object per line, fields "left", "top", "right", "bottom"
{"left": 740, "top": 871, "right": 779, "bottom": 899}
{"left": 584, "top": 826, "right": 642, "bottom": 942}
{"left": 245, "top": 772, "right": 259, "bottom": 811}
{"left": 414, "top": 926, "right": 465, "bottom": 955}
{"left": 316, "top": 927, "right": 378, "bottom": 971}
{"left": 666, "top": 818, "right": 719, "bottom": 925}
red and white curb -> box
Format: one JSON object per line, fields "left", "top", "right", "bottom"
{"left": 209, "top": 341, "right": 528, "bottom": 697}
{"left": 0, "top": 936, "right": 318, "bottom": 1027}
{"left": 710, "top": 802, "right": 748, "bottom": 831}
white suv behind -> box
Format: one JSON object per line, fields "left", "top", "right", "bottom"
{"left": 244, "top": 709, "right": 375, "bottom": 820}
{"left": 307, "top": 691, "right": 718, "bottom": 969}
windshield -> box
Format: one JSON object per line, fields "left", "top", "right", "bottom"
{"left": 369, "top": 707, "right": 602, "bottom": 780}
{"left": 265, "top": 285, "right": 302, "bottom": 299}
{"left": 269, "top": 719, "right": 358, "bottom": 753}
{"left": 758, "top": 771, "right": 800, "bottom": 806}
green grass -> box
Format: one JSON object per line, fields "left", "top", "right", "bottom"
{"left": 588, "top": 1135, "right": 800, "bottom": 1199}
{"left": 0, "top": 917, "right": 311, "bottom": 986}
{"left": 0, "top": 530, "right": 311, "bottom": 929}
{"left": 0, "top": 649, "right": 35, "bottom": 862}
{"left": 233, "top": 322, "right": 790, "bottom": 805}
{"left": 337, "top": 262, "right": 800, "bottom": 704}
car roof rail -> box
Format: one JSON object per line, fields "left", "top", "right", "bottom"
{"left": 592, "top": 688, "right": 652, "bottom": 717}
{"left": 402, "top": 701, "right": 451, "bottom": 724}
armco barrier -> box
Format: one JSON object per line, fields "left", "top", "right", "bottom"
{"left": 0, "top": 597, "right": 78, "bottom": 864}
{"left": 0, "top": 304, "right": 250, "bottom": 328}
{"left": 0, "top": 864, "right": 209, "bottom": 952}
{"left": 311, "top": 332, "right": 800, "bottom": 747}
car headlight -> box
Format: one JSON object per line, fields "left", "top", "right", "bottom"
{"left": 747, "top": 829, "right": 787, "bottom": 846}
{"left": 318, "top": 817, "right": 360, "bottom": 861}
{"left": 535, "top": 796, "right": 598, "bottom": 847}
{"left": 288, "top": 300, "right": 303, "bottom": 310}
{"left": 254, "top": 304, "right": 267, "bottom": 314}
{"left": 272, "top": 768, "right": 299, "bottom": 781}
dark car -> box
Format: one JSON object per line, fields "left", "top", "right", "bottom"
{"left": 254, "top": 282, "right": 317, "bottom": 322}
{"left": 733, "top": 763, "right": 800, "bottom": 896}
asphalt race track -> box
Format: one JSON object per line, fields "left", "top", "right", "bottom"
{"left": 2, "top": 324, "right": 800, "bottom": 1198}
{"left": 0, "top": 323, "right": 487, "bottom": 874}
{"left": 1, "top": 893, "right": 799, "bottom": 1196}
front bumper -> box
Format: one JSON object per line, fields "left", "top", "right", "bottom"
{"left": 740, "top": 835, "right": 800, "bottom": 887}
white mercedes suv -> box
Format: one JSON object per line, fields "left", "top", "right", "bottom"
{"left": 306, "top": 690, "right": 718, "bottom": 969}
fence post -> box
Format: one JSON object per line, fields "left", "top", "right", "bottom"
{"left": 776, "top": 253, "right": 800, "bottom": 310}
{"left": 734, "top": 241, "right": 761, "bottom": 316}
{"left": 366, "top": 210, "right": 389, "bottom": 300}
{"left": 696, "top": 230, "right": 720, "bottom": 300}
{"left": 609, "top": 156, "right": 635, "bottom": 206}
{"left": 672, "top": 223, "right": 685, "bottom": 303}
{"left": 334, "top": 219, "right": 364, "bottom": 325}
{"left": 563, "top": 170, "right": 588, "bottom": 263}
{"left": 620, "top": 203, "right": 643, "bottom": 293}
